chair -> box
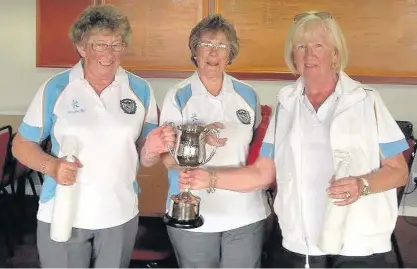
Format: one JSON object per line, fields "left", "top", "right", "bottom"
{"left": 0, "top": 125, "right": 15, "bottom": 195}
{"left": 36, "top": 137, "right": 52, "bottom": 185}
{"left": 0, "top": 125, "right": 15, "bottom": 257}
{"left": 13, "top": 136, "right": 51, "bottom": 198}
{"left": 247, "top": 105, "right": 273, "bottom": 165}
{"left": 391, "top": 121, "right": 417, "bottom": 268}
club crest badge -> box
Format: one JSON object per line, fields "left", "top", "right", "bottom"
{"left": 236, "top": 109, "right": 251, "bottom": 125}
{"left": 120, "top": 98, "right": 137, "bottom": 114}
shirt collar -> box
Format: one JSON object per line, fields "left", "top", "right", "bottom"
{"left": 69, "top": 60, "right": 127, "bottom": 86}
{"left": 190, "top": 71, "right": 234, "bottom": 96}
{"left": 295, "top": 71, "right": 361, "bottom": 97}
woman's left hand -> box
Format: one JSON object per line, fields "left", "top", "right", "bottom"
{"left": 205, "top": 122, "right": 228, "bottom": 147}
{"left": 327, "top": 176, "right": 362, "bottom": 206}
{"left": 179, "top": 168, "right": 211, "bottom": 191}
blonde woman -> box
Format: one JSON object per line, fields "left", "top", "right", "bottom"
{"left": 180, "top": 11, "right": 408, "bottom": 268}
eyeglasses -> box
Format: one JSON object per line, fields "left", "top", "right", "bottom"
{"left": 294, "top": 11, "right": 332, "bottom": 22}
{"left": 90, "top": 42, "right": 126, "bottom": 52}
{"left": 197, "top": 41, "right": 229, "bottom": 51}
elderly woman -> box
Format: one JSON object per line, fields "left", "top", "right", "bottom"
{"left": 12, "top": 5, "right": 175, "bottom": 268}
{"left": 159, "top": 14, "right": 270, "bottom": 268}
{"left": 180, "top": 11, "right": 409, "bottom": 268}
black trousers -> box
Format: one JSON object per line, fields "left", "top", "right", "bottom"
{"left": 266, "top": 246, "right": 386, "bottom": 268}
{"left": 263, "top": 215, "right": 386, "bottom": 268}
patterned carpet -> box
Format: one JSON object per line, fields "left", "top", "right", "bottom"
{"left": 0, "top": 194, "right": 416, "bottom": 268}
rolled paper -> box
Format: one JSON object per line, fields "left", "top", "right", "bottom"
{"left": 50, "top": 136, "right": 79, "bottom": 242}
{"left": 317, "top": 150, "right": 351, "bottom": 254}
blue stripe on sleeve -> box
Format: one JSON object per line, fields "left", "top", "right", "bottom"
{"left": 175, "top": 84, "right": 192, "bottom": 111}
{"left": 142, "top": 122, "right": 158, "bottom": 138}
{"left": 18, "top": 122, "right": 43, "bottom": 142}
{"left": 37, "top": 71, "right": 69, "bottom": 203}
{"left": 231, "top": 80, "right": 257, "bottom": 113}
{"left": 127, "top": 72, "right": 151, "bottom": 110}
{"left": 380, "top": 138, "right": 409, "bottom": 159}
{"left": 39, "top": 175, "right": 57, "bottom": 203}
{"left": 260, "top": 142, "right": 275, "bottom": 158}
{"left": 133, "top": 180, "right": 140, "bottom": 195}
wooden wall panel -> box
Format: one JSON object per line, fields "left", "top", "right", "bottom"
{"left": 37, "top": 0, "right": 417, "bottom": 84}
{"left": 103, "top": 0, "right": 209, "bottom": 72}
{"left": 36, "top": 0, "right": 93, "bottom": 67}
{"left": 137, "top": 163, "right": 168, "bottom": 217}
{"left": 215, "top": 0, "right": 417, "bottom": 84}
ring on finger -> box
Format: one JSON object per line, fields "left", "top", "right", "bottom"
{"left": 345, "top": 192, "right": 351, "bottom": 199}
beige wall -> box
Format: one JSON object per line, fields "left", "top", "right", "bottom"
{"left": 0, "top": 115, "right": 23, "bottom": 131}
{"left": 1, "top": 0, "right": 416, "bottom": 132}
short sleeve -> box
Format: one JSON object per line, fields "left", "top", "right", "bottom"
{"left": 373, "top": 91, "right": 409, "bottom": 159}
{"left": 159, "top": 88, "right": 184, "bottom": 127}
{"left": 140, "top": 83, "right": 159, "bottom": 140}
{"left": 126, "top": 73, "right": 159, "bottom": 141}
{"left": 18, "top": 81, "right": 57, "bottom": 143}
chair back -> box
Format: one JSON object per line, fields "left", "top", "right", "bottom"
{"left": 403, "top": 138, "right": 416, "bottom": 170}
{"left": 0, "top": 125, "right": 12, "bottom": 184}
{"left": 40, "top": 136, "right": 52, "bottom": 154}
{"left": 395, "top": 120, "right": 417, "bottom": 205}
{"left": 396, "top": 120, "right": 417, "bottom": 170}
{"left": 247, "top": 105, "right": 272, "bottom": 165}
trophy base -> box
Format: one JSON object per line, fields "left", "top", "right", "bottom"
{"left": 163, "top": 213, "right": 204, "bottom": 229}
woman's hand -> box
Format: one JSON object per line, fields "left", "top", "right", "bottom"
{"left": 50, "top": 157, "right": 82, "bottom": 186}
{"left": 327, "top": 176, "right": 362, "bottom": 206}
{"left": 205, "top": 122, "right": 227, "bottom": 147}
{"left": 179, "top": 168, "right": 211, "bottom": 191}
{"left": 145, "top": 125, "right": 177, "bottom": 156}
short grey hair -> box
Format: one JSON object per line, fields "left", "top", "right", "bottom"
{"left": 189, "top": 14, "right": 239, "bottom": 66}
{"left": 284, "top": 11, "right": 348, "bottom": 74}
{"left": 69, "top": 4, "right": 132, "bottom": 45}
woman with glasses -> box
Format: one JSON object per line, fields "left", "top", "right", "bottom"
{"left": 179, "top": 11, "right": 408, "bottom": 268}
{"left": 159, "top": 14, "right": 270, "bottom": 268}
{"left": 12, "top": 5, "right": 175, "bottom": 268}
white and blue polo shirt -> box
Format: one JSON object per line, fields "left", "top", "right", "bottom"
{"left": 159, "top": 72, "right": 271, "bottom": 233}
{"left": 18, "top": 61, "right": 158, "bottom": 229}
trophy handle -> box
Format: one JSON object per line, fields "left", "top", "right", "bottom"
{"left": 200, "top": 128, "right": 219, "bottom": 165}
{"left": 165, "top": 122, "right": 180, "bottom": 165}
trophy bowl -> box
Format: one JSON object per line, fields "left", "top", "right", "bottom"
{"left": 162, "top": 123, "right": 219, "bottom": 229}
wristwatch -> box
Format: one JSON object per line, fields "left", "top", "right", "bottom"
{"left": 359, "top": 177, "right": 371, "bottom": 196}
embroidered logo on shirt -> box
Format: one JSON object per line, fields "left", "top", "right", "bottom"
{"left": 72, "top": 100, "right": 80, "bottom": 109}
{"left": 236, "top": 109, "right": 251, "bottom": 125}
{"left": 68, "top": 100, "right": 85, "bottom": 114}
{"left": 191, "top": 113, "right": 198, "bottom": 122}
{"left": 120, "top": 98, "right": 137, "bottom": 114}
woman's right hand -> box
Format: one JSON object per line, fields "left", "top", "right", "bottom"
{"left": 50, "top": 157, "right": 82, "bottom": 186}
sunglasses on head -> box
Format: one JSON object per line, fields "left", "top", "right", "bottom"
{"left": 293, "top": 11, "right": 332, "bottom": 22}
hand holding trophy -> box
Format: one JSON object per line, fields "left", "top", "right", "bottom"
{"left": 163, "top": 123, "right": 222, "bottom": 229}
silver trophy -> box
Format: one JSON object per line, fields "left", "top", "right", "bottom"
{"left": 163, "top": 123, "right": 219, "bottom": 229}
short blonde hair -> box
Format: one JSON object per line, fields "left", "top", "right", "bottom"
{"left": 284, "top": 11, "right": 348, "bottom": 74}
